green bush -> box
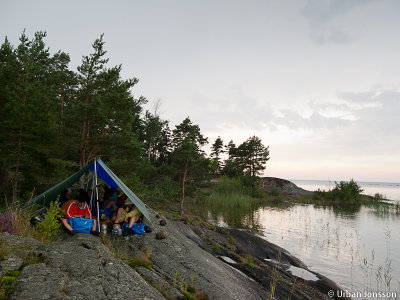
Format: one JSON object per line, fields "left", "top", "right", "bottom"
{"left": 241, "top": 255, "right": 257, "bottom": 267}
{"left": 374, "top": 193, "right": 385, "bottom": 200}
{"left": 330, "top": 179, "right": 363, "bottom": 202}
{"left": 36, "top": 199, "right": 64, "bottom": 239}
{"left": 313, "top": 179, "right": 363, "bottom": 202}
{"left": 270, "top": 188, "right": 280, "bottom": 197}
{"left": 215, "top": 176, "right": 264, "bottom": 198}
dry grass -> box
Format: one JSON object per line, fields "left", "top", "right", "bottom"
{"left": 100, "top": 234, "right": 134, "bottom": 262}
{"left": 10, "top": 207, "right": 45, "bottom": 242}
{"left": 0, "top": 240, "right": 15, "bottom": 261}
{"left": 100, "top": 234, "right": 116, "bottom": 254}
{"left": 268, "top": 250, "right": 282, "bottom": 300}
{"left": 126, "top": 249, "right": 153, "bottom": 270}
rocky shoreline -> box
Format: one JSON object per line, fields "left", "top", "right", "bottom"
{"left": 1, "top": 201, "right": 349, "bottom": 300}
{"left": 260, "top": 177, "right": 313, "bottom": 196}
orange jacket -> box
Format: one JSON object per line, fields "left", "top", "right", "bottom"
{"left": 65, "top": 201, "right": 92, "bottom": 219}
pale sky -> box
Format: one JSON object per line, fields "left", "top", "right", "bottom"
{"left": 1, "top": 0, "right": 399, "bottom": 182}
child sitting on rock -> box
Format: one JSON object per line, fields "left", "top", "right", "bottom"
{"left": 113, "top": 204, "right": 141, "bottom": 236}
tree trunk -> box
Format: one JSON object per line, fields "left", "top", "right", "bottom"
{"left": 59, "top": 94, "right": 64, "bottom": 127}
{"left": 60, "top": 94, "right": 64, "bottom": 117}
{"left": 79, "top": 94, "right": 90, "bottom": 168}
{"left": 180, "top": 157, "right": 188, "bottom": 215}
{"left": 1, "top": 167, "right": 10, "bottom": 207}
{"left": 79, "top": 121, "right": 87, "bottom": 169}
{"left": 79, "top": 93, "right": 90, "bottom": 187}
{"left": 13, "top": 94, "right": 27, "bottom": 204}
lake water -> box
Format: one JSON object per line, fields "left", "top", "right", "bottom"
{"left": 254, "top": 204, "right": 400, "bottom": 295}
{"left": 291, "top": 179, "right": 400, "bottom": 201}
{"left": 187, "top": 185, "right": 400, "bottom": 296}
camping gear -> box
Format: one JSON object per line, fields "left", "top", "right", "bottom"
{"left": 122, "top": 222, "right": 145, "bottom": 235}
{"left": 131, "top": 222, "right": 145, "bottom": 235}
{"left": 68, "top": 218, "right": 94, "bottom": 233}
{"left": 26, "top": 158, "right": 151, "bottom": 231}
{"left": 101, "top": 224, "right": 107, "bottom": 234}
{"left": 96, "top": 208, "right": 113, "bottom": 219}
{"left": 112, "top": 224, "right": 122, "bottom": 236}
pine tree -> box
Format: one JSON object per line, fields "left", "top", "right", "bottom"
{"left": 68, "top": 35, "right": 141, "bottom": 170}
{"left": 142, "top": 110, "right": 171, "bottom": 166}
{"left": 210, "top": 136, "right": 224, "bottom": 174}
{"left": 0, "top": 31, "right": 66, "bottom": 203}
{"left": 170, "top": 117, "right": 209, "bottom": 214}
{"left": 237, "top": 136, "right": 270, "bottom": 178}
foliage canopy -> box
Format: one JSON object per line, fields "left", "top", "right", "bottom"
{"left": 0, "top": 31, "right": 271, "bottom": 213}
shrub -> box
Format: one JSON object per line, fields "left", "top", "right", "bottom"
{"left": 9, "top": 207, "right": 43, "bottom": 241}
{"left": 330, "top": 179, "right": 363, "bottom": 202}
{"left": 374, "top": 193, "right": 385, "bottom": 201}
{"left": 312, "top": 188, "right": 327, "bottom": 200}
{"left": 0, "top": 211, "right": 14, "bottom": 234}
{"left": 214, "top": 176, "right": 264, "bottom": 198}
{"left": 312, "top": 180, "right": 364, "bottom": 203}
{"left": 153, "top": 176, "right": 181, "bottom": 199}
{"left": 270, "top": 188, "right": 280, "bottom": 197}
{"left": 36, "top": 199, "right": 64, "bottom": 239}
{"left": 241, "top": 254, "right": 257, "bottom": 267}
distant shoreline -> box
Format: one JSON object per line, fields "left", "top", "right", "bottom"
{"left": 290, "top": 179, "right": 400, "bottom": 185}
{"left": 290, "top": 179, "right": 400, "bottom": 201}
{"left": 260, "top": 177, "right": 400, "bottom": 202}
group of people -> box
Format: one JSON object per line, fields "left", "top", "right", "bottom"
{"left": 101, "top": 186, "right": 142, "bottom": 235}
{"left": 59, "top": 186, "right": 142, "bottom": 236}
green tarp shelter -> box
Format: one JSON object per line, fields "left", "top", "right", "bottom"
{"left": 27, "top": 158, "right": 150, "bottom": 222}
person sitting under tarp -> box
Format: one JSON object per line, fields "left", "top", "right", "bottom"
{"left": 96, "top": 188, "right": 125, "bottom": 221}
{"left": 103, "top": 188, "right": 126, "bottom": 210}
{"left": 113, "top": 204, "right": 142, "bottom": 236}
{"left": 59, "top": 188, "right": 71, "bottom": 207}
{"left": 61, "top": 189, "right": 99, "bottom": 236}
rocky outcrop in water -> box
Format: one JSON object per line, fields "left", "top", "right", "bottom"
{"left": 260, "top": 177, "right": 313, "bottom": 196}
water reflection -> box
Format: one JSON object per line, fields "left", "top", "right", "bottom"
{"left": 313, "top": 203, "right": 362, "bottom": 217}
{"left": 186, "top": 198, "right": 270, "bottom": 232}
{"left": 186, "top": 199, "right": 400, "bottom": 293}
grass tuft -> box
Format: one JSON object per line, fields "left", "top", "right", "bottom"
{"left": 241, "top": 254, "right": 257, "bottom": 267}
{"left": 126, "top": 250, "right": 153, "bottom": 270}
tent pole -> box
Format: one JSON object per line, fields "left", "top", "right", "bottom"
{"left": 90, "top": 170, "right": 95, "bottom": 210}
{"left": 94, "top": 158, "right": 100, "bottom": 231}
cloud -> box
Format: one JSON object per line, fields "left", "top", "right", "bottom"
{"left": 302, "top": 0, "right": 374, "bottom": 23}
{"left": 261, "top": 87, "right": 400, "bottom": 158}
{"left": 301, "top": 0, "right": 374, "bottom": 45}
{"left": 348, "top": 89, "right": 400, "bottom": 135}
{"left": 312, "top": 88, "right": 400, "bottom": 155}
{"left": 309, "top": 27, "right": 359, "bottom": 45}
{"left": 180, "top": 85, "right": 276, "bottom": 132}
{"left": 274, "top": 101, "right": 353, "bottom": 131}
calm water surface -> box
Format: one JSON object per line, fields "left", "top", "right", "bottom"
{"left": 189, "top": 201, "right": 400, "bottom": 295}
{"left": 253, "top": 204, "right": 400, "bottom": 294}
{"left": 292, "top": 179, "right": 400, "bottom": 201}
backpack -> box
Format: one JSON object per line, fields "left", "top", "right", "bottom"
{"left": 131, "top": 222, "right": 145, "bottom": 235}
{"left": 122, "top": 222, "right": 145, "bottom": 235}
{"left": 68, "top": 218, "right": 94, "bottom": 233}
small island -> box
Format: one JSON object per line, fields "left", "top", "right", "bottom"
{"left": 1, "top": 32, "right": 398, "bottom": 300}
